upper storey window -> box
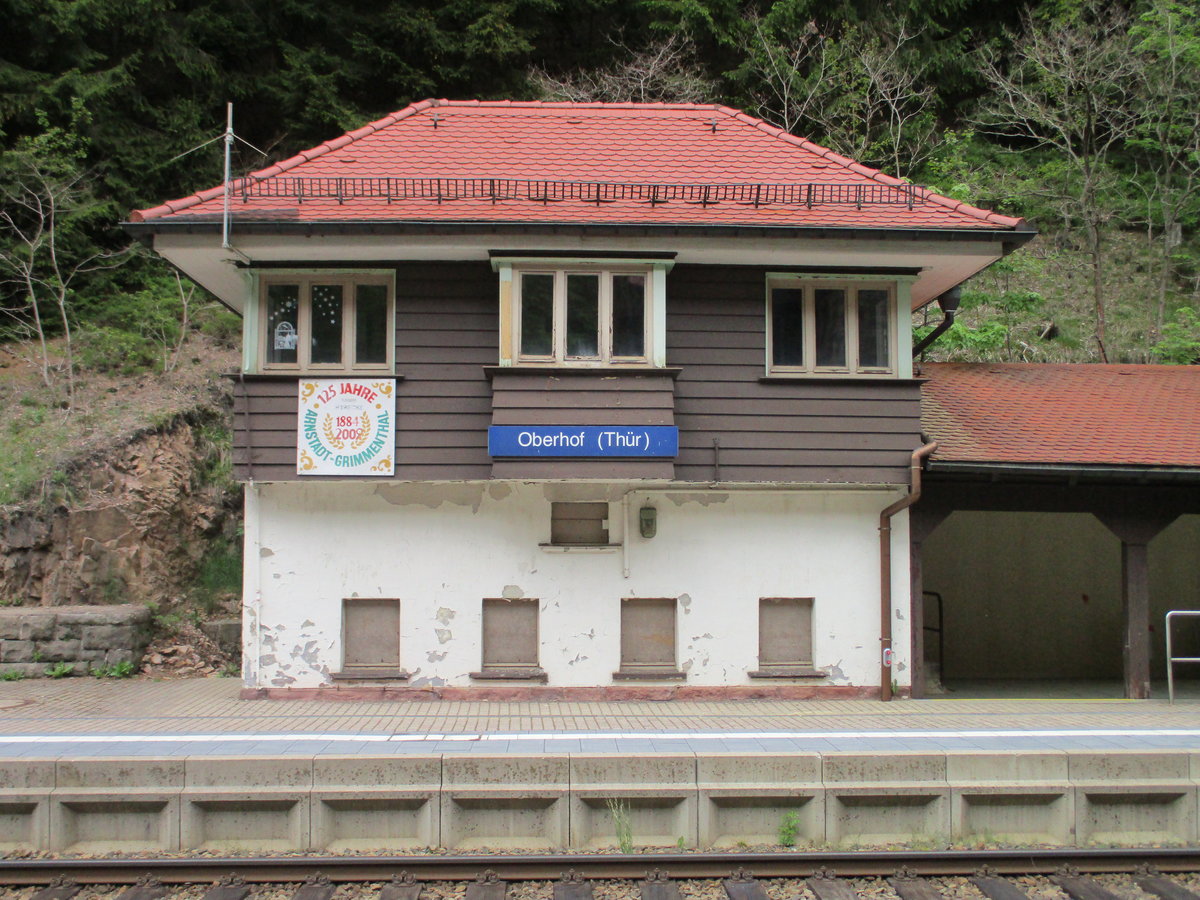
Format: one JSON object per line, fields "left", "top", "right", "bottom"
{"left": 516, "top": 269, "right": 649, "bottom": 364}
{"left": 261, "top": 274, "right": 393, "bottom": 372}
{"left": 767, "top": 278, "right": 895, "bottom": 376}
{"left": 492, "top": 257, "right": 671, "bottom": 368}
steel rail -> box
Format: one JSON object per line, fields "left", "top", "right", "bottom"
{"left": 1, "top": 848, "right": 1198, "bottom": 886}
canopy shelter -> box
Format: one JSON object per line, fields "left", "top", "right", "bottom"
{"left": 913, "top": 363, "right": 1200, "bottom": 699}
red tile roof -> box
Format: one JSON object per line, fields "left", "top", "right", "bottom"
{"left": 921, "top": 363, "right": 1200, "bottom": 468}
{"left": 131, "top": 100, "right": 1026, "bottom": 232}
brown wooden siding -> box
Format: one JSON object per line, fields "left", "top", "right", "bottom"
{"left": 234, "top": 261, "right": 921, "bottom": 484}
{"left": 489, "top": 370, "right": 676, "bottom": 479}
{"left": 667, "top": 264, "right": 921, "bottom": 484}
{"left": 234, "top": 262, "right": 497, "bottom": 481}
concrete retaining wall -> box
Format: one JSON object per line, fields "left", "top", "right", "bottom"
{"left": 0, "top": 749, "right": 1196, "bottom": 853}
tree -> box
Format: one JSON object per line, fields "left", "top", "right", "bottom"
{"left": 528, "top": 32, "right": 714, "bottom": 103}
{"left": 739, "top": 16, "right": 938, "bottom": 178}
{"left": 0, "top": 107, "right": 126, "bottom": 406}
{"left": 974, "top": 1, "right": 1142, "bottom": 362}
{"left": 1130, "top": 0, "right": 1200, "bottom": 337}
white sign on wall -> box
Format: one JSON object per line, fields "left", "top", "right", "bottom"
{"left": 297, "top": 379, "right": 394, "bottom": 476}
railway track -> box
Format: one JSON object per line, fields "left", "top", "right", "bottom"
{"left": 1, "top": 849, "right": 1198, "bottom": 900}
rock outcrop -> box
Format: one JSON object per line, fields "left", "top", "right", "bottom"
{"left": 0, "top": 411, "right": 241, "bottom": 609}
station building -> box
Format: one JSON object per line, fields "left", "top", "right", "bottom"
{"left": 127, "top": 100, "right": 1197, "bottom": 700}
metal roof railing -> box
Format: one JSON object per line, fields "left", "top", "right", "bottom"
{"left": 233, "top": 176, "right": 929, "bottom": 210}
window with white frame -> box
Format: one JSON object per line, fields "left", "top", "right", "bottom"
{"left": 514, "top": 268, "right": 650, "bottom": 365}
{"left": 767, "top": 278, "right": 895, "bottom": 376}
{"left": 261, "top": 274, "right": 392, "bottom": 372}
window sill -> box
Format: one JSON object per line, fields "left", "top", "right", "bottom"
{"left": 331, "top": 668, "right": 409, "bottom": 681}
{"left": 538, "top": 543, "right": 621, "bottom": 554}
{"left": 228, "top": 373, "right": 406, "bottom": 382}
{"left": 485, "top": 366, "right": 682, "bottom": 379}
{"left": 759, "top": 374, "right": 924, "bottom": 384}
{"left": 469, "top": 667, "right": 548, "bottom": 683}
{"left": 748, "top": 667, "right": 826, "bottom": 679}
{"left": 613, "top": 668, "right": 686, "bottom": 681}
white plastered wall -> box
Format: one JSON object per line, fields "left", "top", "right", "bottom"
{"left": 242, "top": 481, "right": 911, "bottom": 689}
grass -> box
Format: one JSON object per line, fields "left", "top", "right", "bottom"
{"left": 191, "top": 538, "right": 243, "bottom": 615}
{"left": 0, "top": 398, "right": 73, "bottom": 507}
{"left": 606, "top": 798, "right": 634, "bottom": 853}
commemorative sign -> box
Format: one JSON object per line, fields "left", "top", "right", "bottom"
{"left": 297, "top": 379, "right": 394, "bottom": 475}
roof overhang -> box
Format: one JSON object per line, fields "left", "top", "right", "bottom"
{"left": 926, "top": 459, "right": 1200, "bottom": 486}
{"left": 124, "top": 220, "right": 1033, "bottom": 315}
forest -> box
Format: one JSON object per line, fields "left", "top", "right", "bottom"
{"left": 2, "top": 0, "right": 1200, "bottom": 388}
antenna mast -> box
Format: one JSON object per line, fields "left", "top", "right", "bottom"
{"left": 222, "top": 102, "right": 234, "bottom": 249}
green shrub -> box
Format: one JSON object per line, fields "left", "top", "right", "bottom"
{"left": 76, "top": 326, "right": 159, "bottom": 375}
{"left": 1152, "top": 307, "right": 1200, "bottom": 364}
{"left": 192, "top": 538, "right": 243, "bottom": 615}
{"left": 44, "top": 662, "right": 75, "bottom": 678}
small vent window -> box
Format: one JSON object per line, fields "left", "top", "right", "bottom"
{"left": 472, "top": 598, "right": 545, "bottom": 681}
{"left": 550, "top": 502, "right": 609, "bottom": 545}
{"left": 340, "top": 598, "right": 403, "bottom": 675}
{"left": 752, "top": 597, "right": 822, "bottom": 678}
{"left": 615, "top": 597, "right": 683, "bottom": 680}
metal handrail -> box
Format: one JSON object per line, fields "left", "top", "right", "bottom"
{"left": 231, "top": 176, "right": 930, "bottom": 209}
{"left": 1165, "top": 610, "right": 1200, "bottom": 703}
{"left": 923, "top": 590, "right": 945, "bottom": 683}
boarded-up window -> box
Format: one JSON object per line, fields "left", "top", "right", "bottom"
{"left": 551, "top": 502, "right": 609, "bottom": 545}
{"left": 618, "top": 597, "right": 679, "bottom": 675}
{"left": 758, "top": 597, "right": 814, "bottom": 668}
{"left": 481, "top": 598, "right": 539, "bottom": 669}
{"left": 342, "top": 598, "right": 401, "bottom": 670}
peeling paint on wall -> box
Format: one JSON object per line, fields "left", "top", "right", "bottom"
{"left": 501, "top": 585, "right": 524, "bottom": 600}
{"left": 375, "top": 482, "right": 490, "bottom": 511}
{"left": 426, "top": 650, "right": 447, "bottom": 662}
{"left": 435, "top": 607, "right": 456, "bottom": 625}
{"left": 435, "top": 628, "right": 453, "bottom": 644}
{"left": 260, "top": 547, "right": 275, "bottom": 557}
{"left": 679, "top": 593, "right": 692, "bottom": 613}
{"left": 667, "top": 492, "right": 729, "bottom": 507}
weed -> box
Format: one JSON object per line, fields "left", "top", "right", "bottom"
{"left": 31, "top": 649, "right": 43, "bottom": 663}
{"left": 676, "top": 835, "right": 686, "bottom": 850}
{"left": 778, "top": 810, "right": 801, "bottom": 848}
{"left": 91, "top": 660, "right": 135, "bottom": 678}
{"left": 191, "top": 538, "right": 242, "bottom": 616}
{"left": 0, "top": 669, "right": 26, "bottom": 681}
{"left": 44, "top": 662, "right": 75, "bottom": 679}
{"left": 219, "top": 661, "right": 240, "bottom": 678}
{"left": 606, "top": 798, "right": 634, "bottom": 853}
{"left": 0, "top": 596, "right": 24, "bottom": 607}
{"left": 100, "top": 574, "right": 126, "bottom": 604}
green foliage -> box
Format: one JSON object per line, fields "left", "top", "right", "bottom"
{"left": 914, "top": 320, "right": 1008, "bottom": 356}
{"left": 0, "top": 669, "right": 26, "bottom": 681}
{"left": 191, "top": 538, "right": 243, "bottom": 616}
{"left": 43, "top": 662, "right": 75, "bottom": 678}
{"left": 778, "top": 810, "right": 801, "bottom": 847}
{"left": 91, "top": 660, "right": 135, "bottom": 678}
{"left": 1151, "top": 307, "right": 1200, "bottom": 363}
{"left": 606, "top": 798, "right": 634, "bottom": 853}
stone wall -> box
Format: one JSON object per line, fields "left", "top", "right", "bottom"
{"left": 0, "top": 604, "right": 152, "bottom": 677}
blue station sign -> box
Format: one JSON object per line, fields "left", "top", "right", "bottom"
{"left": 488, "top": 425, "right": 679, "bottom": 458}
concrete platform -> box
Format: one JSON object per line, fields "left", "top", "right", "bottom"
{"left": 0, "top": 677, "right": 1197, "bottom": 852}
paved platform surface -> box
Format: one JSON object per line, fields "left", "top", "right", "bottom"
{"left": 0, "top": 677, "right": 1197, "bottom": 757}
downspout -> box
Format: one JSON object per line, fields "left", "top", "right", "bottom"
{"left": 912, "top": 286, "right": 961, "bottom": 358}
{"left": 879, "top": 441, "right": 938, "bottom": 701}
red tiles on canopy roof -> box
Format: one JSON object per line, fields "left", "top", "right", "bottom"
{"left": 921, "top": 363, "right": 1200, "bottom": 468}
{"left": 131, "top": 100, "right": 1025, "bottom": 231}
